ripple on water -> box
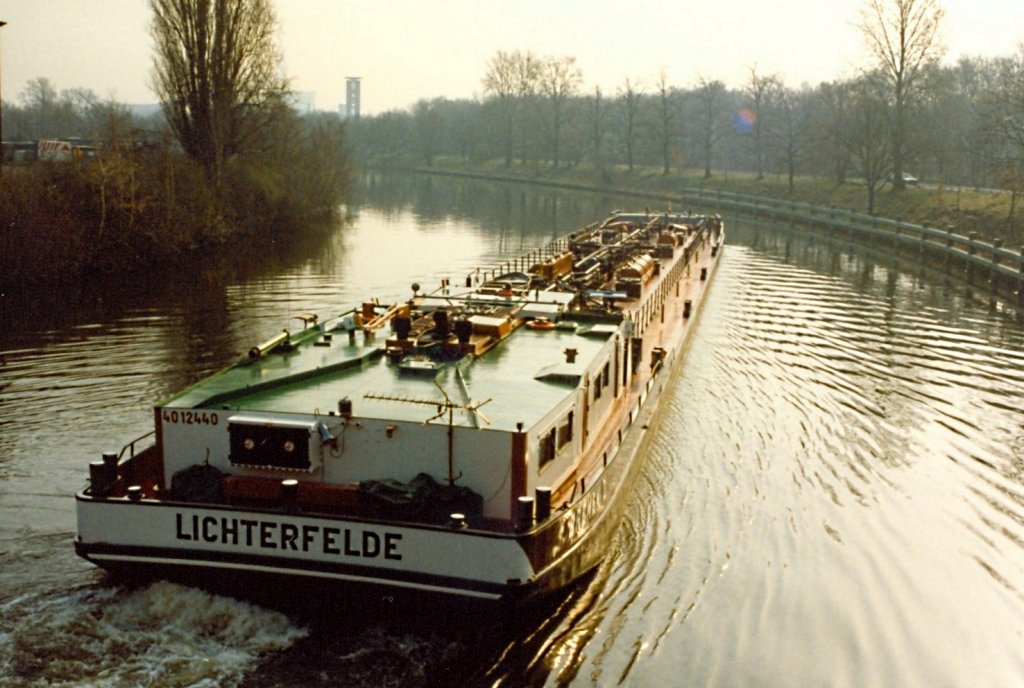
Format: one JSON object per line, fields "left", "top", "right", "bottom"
{"left": 539, "top": 242, "right": 1024, "bottom": 687}
{"left": 5, "top": 196, "right": 1024, "bottom": 687}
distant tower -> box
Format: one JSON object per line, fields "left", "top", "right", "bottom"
{"left": 345, "top": 77, "right": 361, "bottom": 120}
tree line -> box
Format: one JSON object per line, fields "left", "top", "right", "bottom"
{"left": 349, "top": 0, "right": 1023, "bottom": 218}
{"left": 0, "top": 0, "right": 353, "bottom": 288}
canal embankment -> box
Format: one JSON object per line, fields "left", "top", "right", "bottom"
{"left": 402, "top": 160, "right": 1024, "bottom": 307}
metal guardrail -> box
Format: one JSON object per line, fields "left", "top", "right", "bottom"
{"left": 675, "top": 188, "right": 1024, "bottom": 303}
{"left": 415, "top": 169, "right": 1024, "bottom": 305}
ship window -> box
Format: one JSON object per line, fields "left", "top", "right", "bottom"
{"left": 540, "top": 428, "right": 557, "bottom": 467}
{"left": 602, "top": 362, "right": 610, "bottom": 387}
{"left": 558, "top": 411, "right": 574, "bottom": 449}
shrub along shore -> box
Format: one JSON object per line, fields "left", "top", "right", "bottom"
{"left": 409, "top": 157, "right": 1023, "bottom": 250}
{"left": 0, "top": 143, "right": 350, "bottom": 292}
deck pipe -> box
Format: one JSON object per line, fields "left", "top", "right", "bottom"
{"left": 249, "top": 330, "right": 289, "bottom": 359}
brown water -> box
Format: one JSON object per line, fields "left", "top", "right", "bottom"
{"left": 2, "top": 174, "right": 1024, "bottom": 687}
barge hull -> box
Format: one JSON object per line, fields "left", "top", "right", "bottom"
{"left": 73, "top": 211, "right": 724, "bottom": 606}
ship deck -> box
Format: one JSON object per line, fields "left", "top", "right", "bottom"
{"left": 164, "top": 299, "right": 618, "bottom": 433}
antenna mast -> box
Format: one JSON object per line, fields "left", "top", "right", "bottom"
{"left": 364, "top": 383, "right": 492, "bottom": 485}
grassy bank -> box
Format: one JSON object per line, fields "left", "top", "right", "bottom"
{"left": 409, "top": 157, "right": 1022, "bottom": 248}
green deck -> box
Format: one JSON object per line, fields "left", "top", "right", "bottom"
{"left": 163, "top": 310, "right": 614, "bottom": 432}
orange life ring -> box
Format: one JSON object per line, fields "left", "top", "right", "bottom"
{"left": 526, "top": 318, "right": 556, "bottom": 330}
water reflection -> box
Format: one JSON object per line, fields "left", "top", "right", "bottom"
{"left": 2, "top": 177, "right": 1024, "bottom": 687}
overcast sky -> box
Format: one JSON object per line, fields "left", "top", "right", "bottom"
{"left": 1, "top": 0, "right": 1021, "bottom": 115}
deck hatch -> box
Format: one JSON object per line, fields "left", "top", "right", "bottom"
{"left": 533, "top": 363, "right": 582, "bottom": 386}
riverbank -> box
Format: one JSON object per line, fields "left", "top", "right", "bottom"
{"left": 1, "top": 138, "right": 351, "bottom": 292}
{"left": 405, "top": 158, "right": 1021, "bottom": 248}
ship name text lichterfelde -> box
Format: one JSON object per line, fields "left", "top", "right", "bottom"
{"left": 174, "top": 513, "right": 402, "bottom": 560}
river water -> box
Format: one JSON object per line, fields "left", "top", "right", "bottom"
{"left": 2, "top": 173, "right": 1024, "bottom": 687}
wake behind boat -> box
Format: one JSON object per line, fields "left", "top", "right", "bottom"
{"left": 75, "top": 210, "right": 724, "bottom": 604}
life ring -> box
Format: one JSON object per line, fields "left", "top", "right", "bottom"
{"left": 526, "top": 318, "right": 556, "bottom": 331}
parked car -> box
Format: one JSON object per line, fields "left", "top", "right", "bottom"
{"left": 892, "top": 173, "right": 920, "bottom": 186}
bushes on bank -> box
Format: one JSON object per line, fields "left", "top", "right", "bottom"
{"left": 0, "top": 119, "right": 352, "bottom": 289}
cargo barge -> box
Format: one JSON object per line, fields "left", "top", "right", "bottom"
{"left": 75, "top": 211, "right": 724, "bottom": 604}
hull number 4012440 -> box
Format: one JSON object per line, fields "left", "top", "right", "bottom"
{"left": 163, "top": 410, "right": 219, "bottom": 426}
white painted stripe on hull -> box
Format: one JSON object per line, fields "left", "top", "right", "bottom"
{"left": 89, "top": 553, "right": 504, "bottom": 600}
{"left": 77, "top": 501, "right": 535, "bottom": 585}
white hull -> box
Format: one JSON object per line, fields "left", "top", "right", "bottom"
{"left": 77, "top": 499, "right": 533, "bottom": 600}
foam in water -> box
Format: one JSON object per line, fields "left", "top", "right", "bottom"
{"left": 0, "top": 581, "right": 306, "bottom": 688}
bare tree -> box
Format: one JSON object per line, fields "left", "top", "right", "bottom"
{"left": 745, "top": 66, "right": 782, "bottom": 179}
{"left": 585, "top": 86, "right": 610, "bottom": 178}
{"left": 815, "top": 80, "right": 853, "bottom": 186}
{"left": 538, "top": 56, "right": 582, "bottom": 168}
{"left": 19, "top": 78, "right": 64, "bottom": 137}
{"left": 952, "top": 56, "right": 997, "bottom": 187}
{"left": 482, "top": 49, "right": 539, "bottom": 167}
{"left": 482, "top": 50, "right": 520, "bottom": 167}
{"left": 772, "top": 85, "right": 812, "bottom": 191}
{"left": 693, "top": 76, "right": 727, "bottom": 178}
{"left": 844, "top": 76, "right": 893, "bottom": 213}
{"left": 857, "top": 0, "right": 945, "bottom": 190}
{"left": 413, "top": 98, "right": 444, "bottom": 167}
{"left": 618, "top": 78, "right": 642, "bottom": 173}
{"left": 986, "top": 48, "right": 1024, "bottom": 229}
{"left": 990, "top": 50, "right": 1024, "bottom": 154}
{"left": 651, "top": 70, "right": 679, "bottom": 175}
{"left": 150, "top": 0, "right": 289, "bottom": 182}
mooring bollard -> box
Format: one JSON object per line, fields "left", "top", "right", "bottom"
{"left": 516, "top": 496, "right": 535, "bottom": 532}
{"left": 535, "top": 487, "right": 552, "bottom": 522}
{"left": 89, "top": 462, "right": 110, "bottom": 498}
{"left": 281, "top": 479, "right": 299, "bottom": 510}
